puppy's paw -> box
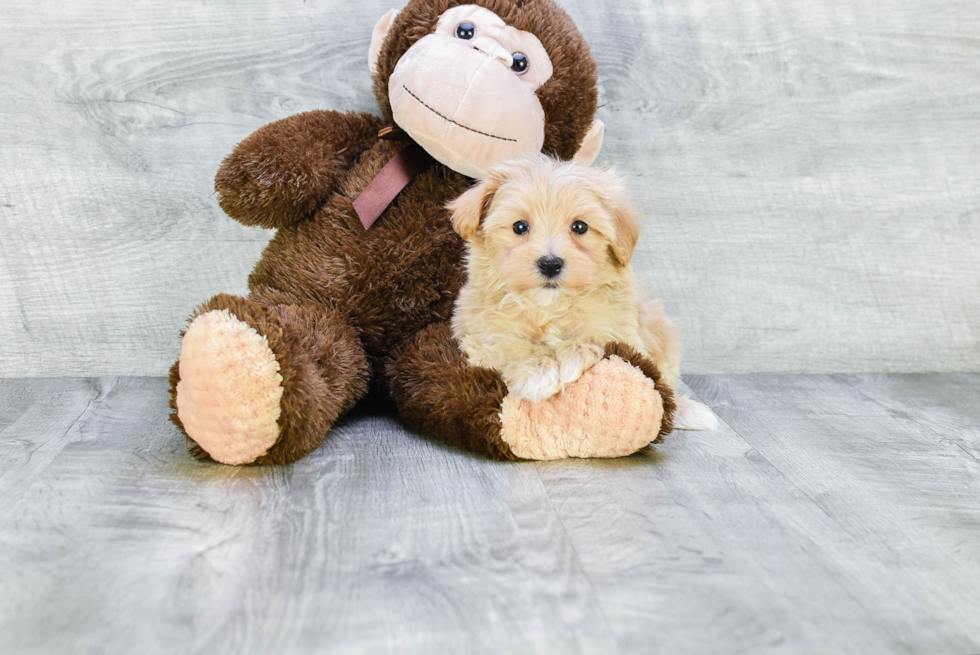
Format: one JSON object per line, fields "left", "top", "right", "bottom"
{"left": 504, "top": 358, "right": 562, "bottom": 403}
{"left": 556, "top": 342, "right": 604, "bottom": 387}
{"left": 673, "top": 396, "right": 720, "bottom": 431}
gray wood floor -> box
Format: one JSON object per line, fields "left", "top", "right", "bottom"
{"left": 1, "top": 374, "right": 979, "bottom": 655}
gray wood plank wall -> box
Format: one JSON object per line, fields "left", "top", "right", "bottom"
{"left": 1, "top": 0, "right": 978, "bottom": 377}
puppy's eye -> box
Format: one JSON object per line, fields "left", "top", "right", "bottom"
{"left": 511, "top": 53, "right": 529, "bottom": 75}
{"left": 456, "top": 22, "right": 476, "bottom": 39}
{"left": 513, "top": 221, "right": 530, "bottom": 235}
{"left": 571, "top": 221, "right": 589, "bottom": 235}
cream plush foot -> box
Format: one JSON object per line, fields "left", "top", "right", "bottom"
{"left": 498, "top": 356, "right": 665, "bottom": 460}
{"left": 174, "top": 309, "right": 284, "bottom": 465}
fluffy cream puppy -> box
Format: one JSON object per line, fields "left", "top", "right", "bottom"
{"left": 449, "top": 156, "right": 716, "bottom": 430}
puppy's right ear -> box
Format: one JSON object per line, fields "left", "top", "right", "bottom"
{"left": 594, "top": 169, "right": 642, "bottom": 267}
{"left": 447, "top": 178, "right": 498, "bottom": 240}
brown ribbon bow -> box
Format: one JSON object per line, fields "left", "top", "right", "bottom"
{"left": 353, "top": 127, "right": 436, "bottom": 230}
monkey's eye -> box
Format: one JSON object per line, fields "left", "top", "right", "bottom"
{"left": 511, "top": 53, "right": 529, "bottom": 74}
{"left": 456, "top": 22, "right": 476, "bottom": 40}
{"left": 571, "top": 221, "right": 589, "bottom": 235}
{"left": 513, "top": 221, "right": 530, "bottom": 235}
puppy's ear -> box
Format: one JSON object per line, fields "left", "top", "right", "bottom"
{"left": 609, "top": 204, "right": 641, "bottom": 267}
{"left": 447, "top": 177, "right": 499, "bottom": 240}
{"left": 597, "top": 171, "right": 641, "bottom": 267}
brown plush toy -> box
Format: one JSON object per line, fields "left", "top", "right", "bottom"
{"left": 169, "top": 0, "right": 675, "bottom": 466}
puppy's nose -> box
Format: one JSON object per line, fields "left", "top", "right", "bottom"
{"left": 537, "top": 255, "right": 564, "bottom": 278}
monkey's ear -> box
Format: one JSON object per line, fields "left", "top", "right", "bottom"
{"left": 369, "top": 9, "right": 399, "bottom": 75}
{"left": 573, "top": 120, "right": 605, "bottom": 167}
{"left": 447, "top": 178, "right": 498, "bottom": 240}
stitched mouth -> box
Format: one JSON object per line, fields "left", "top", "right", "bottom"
{"left": 402, "top": 85, "right": 517, "bottom": 143}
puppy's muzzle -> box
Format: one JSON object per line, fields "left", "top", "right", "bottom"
{"left": 537, "top": 255, "right": 564, "bottom": 279}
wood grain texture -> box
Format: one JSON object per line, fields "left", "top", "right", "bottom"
{"left": 1, "top": 0, "right": 979, "bottom": 376}
{"left": 537, "top": 379, "right": 980, "bottom": 654}
{"left": 0, "top": 377, "right": 619, "bottom": 655}
{"left": 2, "top": 375, "right": 980, "bottom": 654}
{"left": 682, "top": 374, "right": 980, "bottom": 653}
{"left": 0, "top": 377, "right": 112, "bottom": 497}
{"left": 836, "top": 373, "right": 980, "bottom": 463}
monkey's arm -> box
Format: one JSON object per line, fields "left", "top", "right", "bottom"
{"left": 215, "top": 110, "right": 384, "bottom": 229}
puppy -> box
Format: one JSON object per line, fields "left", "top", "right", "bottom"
{"left": 448, "top": 156, "right": 717, "bottom": 431}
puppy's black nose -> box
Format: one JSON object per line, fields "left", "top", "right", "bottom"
{"left": 537, "top": 255, "right": 564, "bottom": 278}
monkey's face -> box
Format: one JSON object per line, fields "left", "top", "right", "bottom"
{"left": 387, "top": 5, "right": 555, "bottom": 178}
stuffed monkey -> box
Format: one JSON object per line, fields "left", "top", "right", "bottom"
{"left": 169, "top": 0, "right": 675, "bottom": 465}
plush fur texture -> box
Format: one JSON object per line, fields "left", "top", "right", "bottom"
{"left": 169, "top": 0, "right": 676, "bottom": 464}
{"left": 175, "top": 309, "right": 284, "bottom": 465}
{"left": 388, "top": 325, "right": 676, "bottom": 460}
{"left": 498, "top": 356, "right": 664, "bottom": 460}
{"left": 387, "top": 5, "right": 555, "bottom": 177}
{"left": 216, "top": 111, "right": 383, "bottom": 229}
{"left": 450, "top": 157, "right": 683, "bottom": 402}
{"left": 170, "top": 293, "right": 370, "bottom": 465}
{"left": 373, "top": 0, "right": 598, "bottom": 161}
{"left": 388, "top": 322, "right": 518, "bottom": 460}
{"left": 603, "top": 341, "right": 676, "bottom": 441}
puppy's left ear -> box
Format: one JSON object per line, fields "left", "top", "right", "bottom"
{"left": 598, "top": 171, "right": 641, "bottom": 267}
{"left": 447, "top": 177, "right": 499, "bottom": 240}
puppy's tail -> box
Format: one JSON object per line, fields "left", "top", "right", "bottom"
{"left": 672, "top": 396, "right": 720, "bottom": 431}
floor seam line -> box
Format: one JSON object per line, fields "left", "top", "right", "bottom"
{"left": 681, "top": 377, "right": 936, "bottom": 621}
{"left": 532, "top": 464, "right": 626, "bottom": 655}
{"left": 833, "top": 374, "right": 980, "bottom": 469}
{"left": 684, "top": 379, "right": 860, "bottom": 538}
{"left": 0, "top": 376, "right": 119, "bottom": 504}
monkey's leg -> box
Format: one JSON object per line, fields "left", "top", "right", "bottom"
{"left": 388, "top": 323, "right": 675, "bottom": 461}
{"left": 387, "top": 323, "right": 517, "bottom": 459}
{"left": 169, "top": 294, "right": 369, "bottom": 465}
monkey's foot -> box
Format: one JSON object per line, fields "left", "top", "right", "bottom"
{"left": 498, "top": 356, "right": 666, "bottom": 460}
{"left": 174, "top": 309, "right": 284, "bottom": 465}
